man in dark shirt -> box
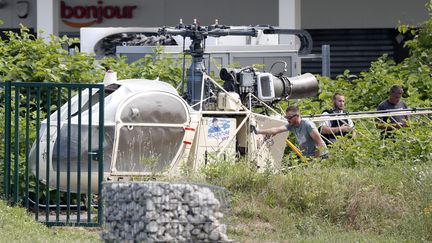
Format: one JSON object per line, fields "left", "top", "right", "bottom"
{"left": 376, "top": 85, "right": 408, "bottom": 133}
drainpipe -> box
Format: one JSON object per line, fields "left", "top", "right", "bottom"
{"left": 36, "top": 0, "right": 59, "bottom": 42}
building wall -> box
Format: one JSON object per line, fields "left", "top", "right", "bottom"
{"left": 0, "top": 0, "right": 36, "bottom": 29}
{"left": 58, "top": 0, "right": 278, "bottom": 34}
{"left": 0, "top": 0, "right": 429, "bottom": 34}
{"left": 301, "top": 0, "right": 429, "bottom": 29}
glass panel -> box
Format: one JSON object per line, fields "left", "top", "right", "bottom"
{"left": 115, "top": 126, "right": 184, "bottom": 173}
{"left": 120, "top": 93, "right": 187, "bottom": 124}
{"left": 51, "top": 125, "right": 114, "bottom": 172}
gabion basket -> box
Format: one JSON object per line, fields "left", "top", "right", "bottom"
{"left": 101, "top": 181, "right": 232, "bottom": 242}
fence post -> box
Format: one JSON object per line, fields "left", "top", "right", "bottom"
{"left": 322, "top": 44, "right": 331, "bottom": 78}
{"left": 98, "top": 85, "right": 105, "bottom": 225}
{"left": 3, "top": 81, "right": 11, "bottom": 200}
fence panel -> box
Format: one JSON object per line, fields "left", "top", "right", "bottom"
{"left": 0, "top": 81, "right": 104, "bottom": 227}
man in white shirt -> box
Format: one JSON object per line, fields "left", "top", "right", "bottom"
{"left": 319, "top": 93, "right": 355, "bottom": 145}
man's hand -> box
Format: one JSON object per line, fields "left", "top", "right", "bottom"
{"left": 340, "top": 124, "right": 351, "bottom": 133}
{"left": 395, "top": 122, "right": 408, "bottom": 129}
{"left": 310, "top": 128, "right": 327, "bottom": 158}
{"left": 250, "top": 120, "right": 258, "bottom": 134}
{"left": 250, "top": 124, "right": 258, "bottom": 134}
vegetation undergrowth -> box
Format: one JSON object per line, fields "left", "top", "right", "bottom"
{"left": 200, "top": 152, "right": 432, "bottom": 242}
{"left": 198, "top": 118, "right": 432, "bottom": 241}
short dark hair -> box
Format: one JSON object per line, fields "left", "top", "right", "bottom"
{"left": 389, "top": 85, "right": 404, "bottom": 95}
{"left": 285, "top": 106, "right": 299, "bottom": 113}
{"left": 332, "top": 92, "right": 344, "bottom": 100}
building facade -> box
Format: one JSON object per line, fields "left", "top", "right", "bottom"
{"left": 0, "top": 0, "right": 429, "bottom": 76}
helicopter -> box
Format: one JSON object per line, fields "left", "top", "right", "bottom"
{"left": 29, "top": 20, "right": 319, "bottom": 193}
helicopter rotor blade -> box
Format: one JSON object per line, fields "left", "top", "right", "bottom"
{"left": 261, "top": 28, "right": 313, "bottom": 55}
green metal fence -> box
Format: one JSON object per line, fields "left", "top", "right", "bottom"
{"left": 0, "top": 81, "right": 105, "bottom": 227}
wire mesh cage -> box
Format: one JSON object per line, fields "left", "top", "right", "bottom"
{"left": 101, "top": 181, "right": 232, "bottom": 242}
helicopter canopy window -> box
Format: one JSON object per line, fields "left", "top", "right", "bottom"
{"left": 115, "top": 92, "right": 188, "bottom": 173}
{"left": 116, "top": 126, "right": 184, "bottom": 172}
{"left": 51, "top": 125, "right": 114, "bottom": 173}
{"left": 120, "top": 93, "right": 188, "bottom": 124}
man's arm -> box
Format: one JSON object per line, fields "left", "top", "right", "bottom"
{"left": 319, "top": 112, "right": 352, "bottom": 135}
{"left": 318, "top": 114, "right": 331, "bottom": 134}
{"left": 402, "top": 101, "right": 409, "bottom": 127}
{"left": 348, "top": 119, "right": 356, "bottom": 137}
{"left": 320, "top": 123, "right": 351, "bottom": 134}
{"left": 310, "top": 128, "right": 327, "bottom": 157}
{"left": 376, "top": 103, "right": 393, "bottom": 130}
{"left": 256, "top": 125, "right": 288, "bottom": 136}
{"left": 375, "top": 117, "right": 400, "bottom": 130}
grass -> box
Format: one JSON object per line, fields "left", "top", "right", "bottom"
{"left": 0, "top": 200, "right": 100, "bottom": 242}
{"left": 2, "top": 163, "right": 430, "bottom": 242}
{"left": 201, "top": 160, "right": 432, "bottom": 242}
{"left": 1, "top": 162, "right": 430, "bottom": 242}
{"left": 226, "top": 195, "right": 408, "bottom": 242}
{"left": 228, "top": 210, "right": 405, "bottom": 243}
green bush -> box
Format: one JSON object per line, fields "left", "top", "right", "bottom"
{"left": 324, "top": 119, "right": 432, "bottom": 168}
{"left": 0, "top": 25, "right": 103, "bottom": 83}
{"left": 294, "top": 2, "right": 432, "bottom": 115}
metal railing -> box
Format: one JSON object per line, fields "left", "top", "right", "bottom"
{"left": 0, "top": 81, "right": 104, "bottom": 227}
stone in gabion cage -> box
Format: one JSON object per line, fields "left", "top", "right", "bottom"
{"left": 101, "top": 181, "right": 231, "bottom": 242}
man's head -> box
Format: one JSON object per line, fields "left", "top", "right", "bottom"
{"left": 388, "top": 85, "right": 404, "bottom": 105}
{"left": 285, "top": 106, "right": 301, "bottom": 126}
{"left": 212, "top": 118, "right": 219, "bottom": 127}
{"left": 332, "top": 92, "right": 345, "bottom": 111}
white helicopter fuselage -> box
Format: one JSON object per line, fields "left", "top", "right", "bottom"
{"left": 29, "top": 77, "right": 287, "bottom": 193}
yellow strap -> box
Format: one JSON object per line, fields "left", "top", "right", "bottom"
{"left": 286, "top": 140, "right": 308, "bottom": 164}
